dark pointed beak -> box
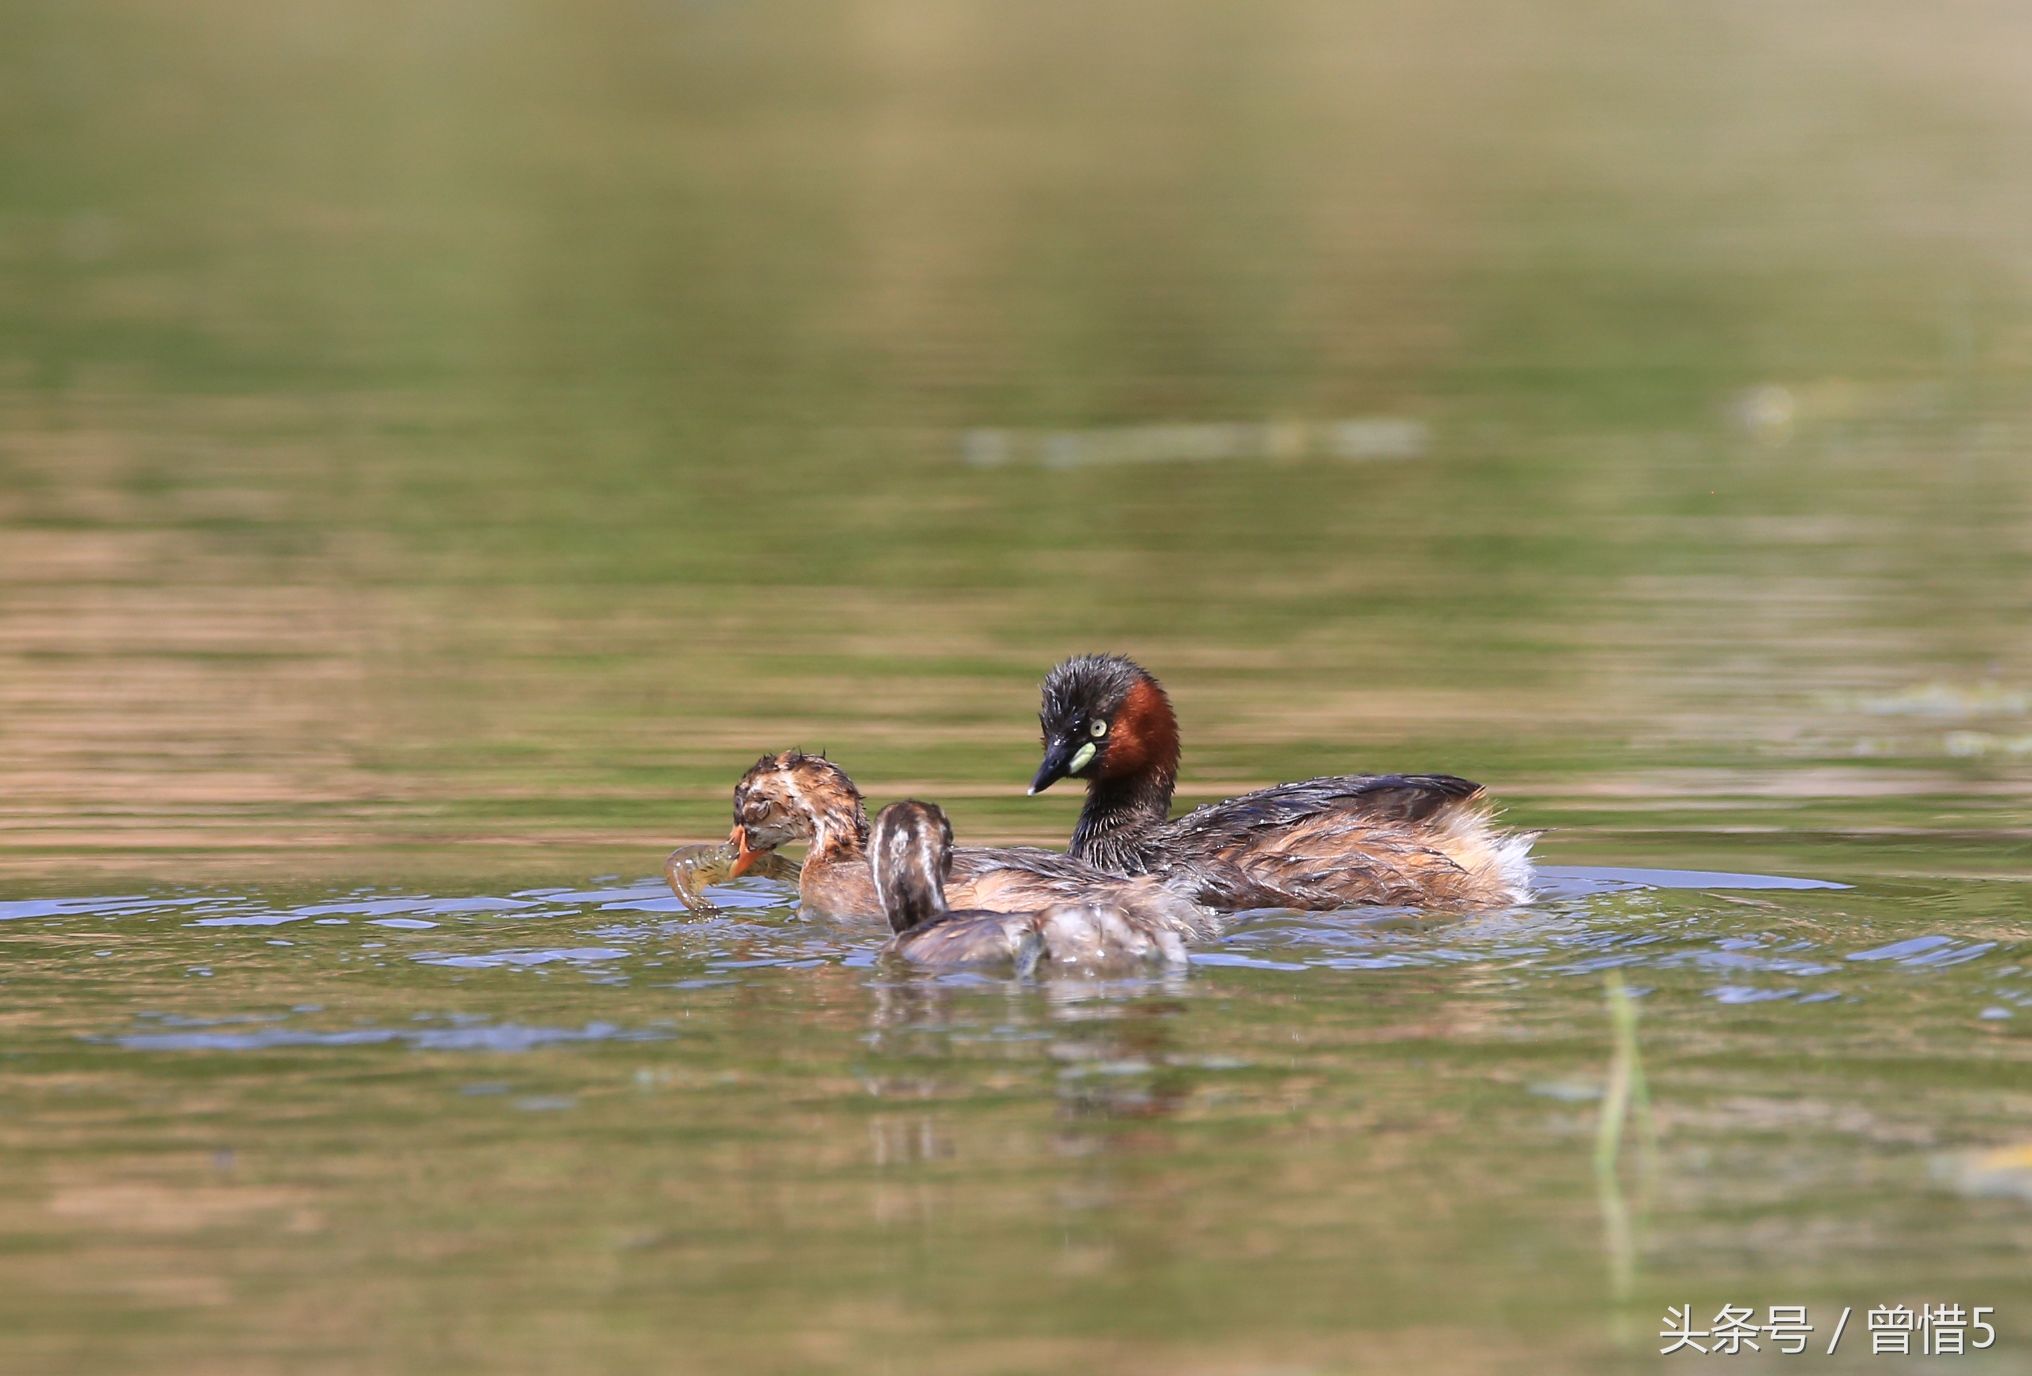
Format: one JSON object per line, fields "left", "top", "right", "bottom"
{"left": 1028, "top": 737, "right": 1080, "bottom": 795}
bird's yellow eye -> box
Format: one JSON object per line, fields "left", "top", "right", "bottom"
{"left": 1089, "top": 719, "right": 1108, "bottom": 737}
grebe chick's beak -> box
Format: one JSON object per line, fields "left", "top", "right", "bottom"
{"left": 726, "top": 823, "right": 767, "bottom": 877}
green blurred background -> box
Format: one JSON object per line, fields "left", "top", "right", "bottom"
{"left": 2, "top": 0, "right": 2027, "bottom": 881}
{"left": 4, "top": 7, "right": 2031, "bottom": 1376}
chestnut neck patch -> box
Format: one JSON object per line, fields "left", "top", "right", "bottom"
{"left": 1100, "top": 676, "right": 1181, "bottom": 785}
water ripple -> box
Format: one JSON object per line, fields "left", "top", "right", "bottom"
{"left": 2, "top": 896, "right": 203, "bottom": 921}
{"left": 412, "top": 947, "right": 634, "bottom": 969}
{"left": 112, "top": 1019, "right": 664, "bottom": 1052}
{"left": 1847, "top": 936, "right": 2001, "bottom": 967}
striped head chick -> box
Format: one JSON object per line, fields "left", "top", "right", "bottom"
{"left": 871, "top": 799, "right": 1043, "bottom": 969}
{"left": 728, "top": 749, "right": 869, "bottom": 876}
{"left": 869, "top": 800, "right": 1186, "bottom": 973}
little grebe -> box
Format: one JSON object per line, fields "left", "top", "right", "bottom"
{"left": 728, "top": 749, "right": 1220, "bottom": 936}
{"left": 871, "top": 801, "right": 1189, "bottom": 970}
{"left": 1027, "top": 654, "right": 1535, "bottom": 910}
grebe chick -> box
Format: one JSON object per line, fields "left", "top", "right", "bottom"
{"left": 871, "top": 801, "right": 1188, "bottom": 970}
{"left": 727, "top": 750, "right": 1221, "bottom": 937}
{"left": 1028, "top": 654, "right": 1536, "bottom": 911}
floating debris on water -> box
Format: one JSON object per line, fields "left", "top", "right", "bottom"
{"left": 1936, "top": 1143, "right": 2032, "bottom": 1203}
{"left": 1827, "top": 681, "right": 2031, "bottom": 720}
{"left": 1943, "top": 730, "right": 2032, "bottom": 758}
{"left": 959, "top": 418, "right": 1428, "bottom": 470}
{"left": 1730, "top": 384, "right": 1796, "bottom": 443}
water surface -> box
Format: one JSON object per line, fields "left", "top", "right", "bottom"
{"left": 4, "top": 861, "right": 2027, "bottom": 1373}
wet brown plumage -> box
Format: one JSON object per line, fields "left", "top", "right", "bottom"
{"left": 727, "top": 750, "right": 1220, "bottom": 938}
{"left": 870, "top": 800, "right": 1189, "bottom": 970}
{"left": 1028, "top": 654, "right": 1537, "bottom": 911}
